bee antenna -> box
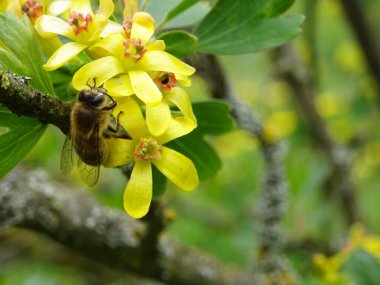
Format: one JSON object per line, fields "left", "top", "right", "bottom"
{"left": 104, "top": 93, "right": 116, "bottom": 103}
{"left": 86, "top": 78, "right": 97, "bottom": 89}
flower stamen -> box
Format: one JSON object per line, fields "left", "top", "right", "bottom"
{"left": 122, "top": 18, "right": 133, "bottom": 38}
{"left": 21, "top": 0, "right": 43, "bottom": 20}
{"left": 68, "top": 11, "right": 93, "bottom": 36}
{"left": 123, "top": 38, "right": 147, "bottom": 62}
{"left": 133, "top": 138, "right": 162, "bottom": 161}
{"left": 155, "top": 72, "right": 177, "bottom": 91}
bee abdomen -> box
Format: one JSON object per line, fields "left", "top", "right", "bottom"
{"left": 74, "top": 138, "right": 105, "bottom": 166}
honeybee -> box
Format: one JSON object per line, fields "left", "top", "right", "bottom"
{"left": 61, "top": 80, "right": 121, "bottom": 186}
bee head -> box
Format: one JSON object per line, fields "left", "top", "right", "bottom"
{"left": 78, "top": 87, "right": 115, "bottom": 110}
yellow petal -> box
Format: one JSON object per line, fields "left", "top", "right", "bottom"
{"left": 89, "top": 15, "right": 108, "bottom": 42}
{"left": 153, "top": 146, "right": 198, "bottom": 191}
{"left": 102, "top": 138, "right": 135, "bottom": 167}
{"left": 166, "top": 87, "right": 196, "bottom": 122}
{"left": 146, "top": 101, "right": 171, "bottom": 137}
{"left": 43, "top": 42, "right": 88, "bottom": 71}
{"left": 124, "top": 160, "right": 152, "bottom": 219}
{"left": 122, "top": 0, "right": 137, "bottom": 18}
{"left": 72, "top": 56, "right": 124, "bottom": 90}
{"left": 71, "top": 0, "right": 92, "bottom": 15}
{"left": 100, "top": 21, "right": 124, "bottom": 38}
{"left": 129, "top": 70, "right": 162, "bottom": 106}
{"left": 0, "top": 1, "right": 7, "bottom": 12}
{"left": 97, "top": 0, "right": 114, "bottom": 18}
{"left": 176, "top": 74, "right": 191, "bottom": 87}
{"left": 47, "top": 0, "right": 71, "bottom": 16}
{"left": 114, "top": 97, "right": 148, "bottom": 139}
{"left": 158, "top": 117, "right": 196, "bottom": 145}
{"left": 139, "top": 50, "right": 195, "bottom": 76}
{"left": 131, "top": 12, "right": 155, "bottom": 45}
{"left": 7, "top": 0, "right": 23, "bottom": 17}
{"left": 147, "top": 40, "right": 165, "bottom": 51}
{"left": 38, "top": 35, "right": 62, "bottom": 57}
{"left": 104, "top": 74, "right": 133, "bottom": 97}
{"left": 35, "top": 15, "right": 75, "bottom": 40}
{"left": 89, "top": 32, "right": 124, "bottom": 57}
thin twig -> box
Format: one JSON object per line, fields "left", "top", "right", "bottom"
{"left": 341, "top": 0, "right": 380, "bottom": 100}
{"left": 274, "top": 44, "right": 360, "bottom": 225}
{"left": 189, "top": 53, "right": 298, "bottom": 284}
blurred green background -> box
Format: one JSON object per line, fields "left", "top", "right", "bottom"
{"left": 2, "top": 0, "right": 380, "bottom": 284}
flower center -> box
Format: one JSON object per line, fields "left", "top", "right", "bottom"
{"left": 133, "top": 138, "right": 162, "bottom": 161}
{"left": 21, "top": 0, "right": 43, "bottom": 20}
{"left": 123, "top": 38, "right": 147, "bottom": 62}
{"left": 68, "top": 11, "right": 93, "bottom": 36}
{"left": 155, "top": 72, "right": 177, "bottom": 91}
{"left": 122, "top": 17, "right": 133, "bottom": 38}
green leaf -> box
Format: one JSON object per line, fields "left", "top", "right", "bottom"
{"left": 145, "top": 0, "right": 210, "bottom": 29}
{"left": 343, "top": 248, "right": 380, "bottom": 285}
{"left": 164, "top": 0, "right": 200, "bottom": 23}
{"left": 194, "top": 0, "right": 304, "bottom": 54}
{"left": 169, "top": 132, "right": 221, "bottom": 181}
{"left": 0, "top": 12, "right": 55, "bottom": 94}
{"left": 0, "top": 108, "right": 46, "bottom": 178}
{"left": 152, "top": 165, "right": 167, "bottom": 197}
{"left": 157, "top": 30, "right": 197, "bottom": 58}
{"left": 164, "top": 1, "right": 210, "bottom": 29}
{"left": 192, "top": 101, "right": 234, "bottom": 135}
{"left": 0, "top": 13, "right": 54, "bottom": 177}
{"left": 168, "top": 100, "right": 234, "bottom": 181}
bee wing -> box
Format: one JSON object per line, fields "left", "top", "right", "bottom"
{"left": 76, "top": 124, "right": 101, "bottom": 187}
{"left": 60, "top": 136, "right": 74, "bottom": 175}
{"left": 77, "top": 158, "right": 100, "bottom": 187}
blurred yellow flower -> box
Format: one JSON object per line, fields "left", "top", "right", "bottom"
{"left": 316, "top": 92, "right": 347, "bottom": 118}
{"left": 314, "top": 224, "right": 380, "bottom": 284}
{"left": 263, "top": 111, "right": 297, "bottom": 142}
{"left": 334, "top": 42, "right": 364, "bottom": 73}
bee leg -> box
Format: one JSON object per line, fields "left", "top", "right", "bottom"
{"left": 108, "top": 111, "right": 124, "bottom": 133}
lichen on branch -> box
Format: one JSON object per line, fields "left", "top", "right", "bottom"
{"left": 0, "top": 71, "right": 71, "bottom": 134}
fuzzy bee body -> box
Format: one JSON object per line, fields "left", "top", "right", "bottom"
{"left": 61, "top": 85, "right": 118, "bottom": 186}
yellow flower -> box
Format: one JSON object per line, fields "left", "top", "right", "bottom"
{"left": 3, "top": 0, "right": 63, "bottom": 56}
{"left": 71, "top": 12, "right": 195, "bottom": 107}
{"left": 146, "top": 72, "right": 196, "bottom": 136}
{"left": 0, "top": 1, "right": 7, "bottom": 12}
{"left": 103, "top": 97, "right": 199, "bottom": 218}
{"left": 46, "top": 0, "right": 71, "bottom": 16}
{"left": 6, "top": 0, "right": 46, "bottom": 21}
{"left": 35, "top": 0, "right": 114, "bottom": 70}
{"left": 313, "top": 224, "right": 380, "bottom": 284}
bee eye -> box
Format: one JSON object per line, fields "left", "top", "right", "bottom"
{"left": 91, "top": 95, "right": 105, "bottom": 106}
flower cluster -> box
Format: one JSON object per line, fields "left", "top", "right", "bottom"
{"left": 313, "top": 224, "right": 380, "bottom": 284}
{"left": 29, "top": 0, "right": 199, "bottom": 218}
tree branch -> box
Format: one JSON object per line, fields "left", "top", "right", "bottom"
{"left": 341, "top": 0, "right": 380, "bottom": 100}
{"left": 189, "top": 53, "right": 298, "bottom": 284}
{"left": 274, "top": 45, "right": 360, "bottom": 225}
{"left": 0, "top": 71, "right": 71, "bottom": 134}
{"left": 0, "top": 167, "right": 252, "bottom": 285}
